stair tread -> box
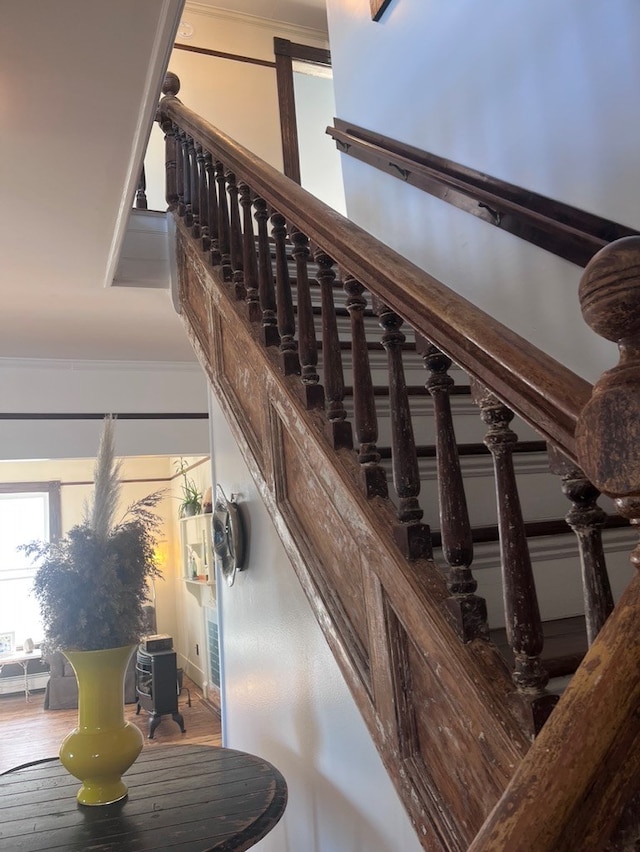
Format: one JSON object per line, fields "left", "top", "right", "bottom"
{"left": 378, "top": 440, "right": 546, "bottom": 458}
{"left": 491, "top": 615, "right": 588, "bottom": 678}
{"left": 431, "top": 514, "right": 628, "bottom": 547}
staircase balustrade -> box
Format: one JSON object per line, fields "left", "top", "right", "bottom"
{"left": 157, "top": 72, "right": 640, "bottom": 849}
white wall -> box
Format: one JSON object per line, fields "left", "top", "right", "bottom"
{"left": 294, "top": 68, "right": 346, "bottom": 213}
{"left": 326, "top": 0, "right": 640, "bottom": 382}
{"left": 144, "top": 5, "right": 330, "bottom": 211}
{"left": 0, "top": 357, "right": 209, "bottom": 460}
{"left": 209, "top": 392, "right": 422, "bottom": 852}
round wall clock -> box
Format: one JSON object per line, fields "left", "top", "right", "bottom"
{"left": 212, "top": 485, "right": 245, "bottom": 586}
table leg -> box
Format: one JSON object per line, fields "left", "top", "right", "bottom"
{"left": 20, "top": 661, "right": 30, "bottom": 702}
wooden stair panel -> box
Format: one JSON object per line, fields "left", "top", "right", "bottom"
{"left": 175, "top": 221, "right": 533, "bottom": 848}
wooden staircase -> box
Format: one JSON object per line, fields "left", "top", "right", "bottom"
{"left": 157, "top": 72, "right": 640, "bottom": 850}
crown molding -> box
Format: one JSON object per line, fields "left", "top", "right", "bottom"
{"left": 183, "top": 2, "right": 329, "bottom": 45}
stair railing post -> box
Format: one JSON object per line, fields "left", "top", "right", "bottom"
{"left": 135, "top": 165, "right": 148, "bottom": 210}
{"left": 253, "top": 197, "right": 279, "bottom": 347}
{"left": 215, "top": 159, "right": 232, "bottom": 281}
{"left": 270, "top": 211, "right": 300, "bottom": 375}
{"left": 547, "top": 447, "right": 613, "bottom": 645}
{"left": 419, "top": 338, "right": 488, "bottom": 641}
{"left": 157, "top": 72, "right": 180, "bottom": 212}
{"left": 344, "top": 274, "right": 388, "bottom": 499}
{"left": 576, "top": 236, "right": 640, "bottom": 635}
{"left": 471, "top": 237, "right": 640, "bottom": 851}
{"left": 204, "top": 152, "right": 220, "bottom": 266}
{"left": 577, "top": 236, "right": 640, "bottom": 561}
{"left": 188, "top": 137, "right": 200, "bottom": 238}
{"left": 314, "top": 251, "right": 353, "bottom": 450}
{"left": 473, "top": 384, "right": 557, "bottom": 734}
{"left": 225, "top": 170, "right": 245, "bottom": 300}
{"left": 289, "top": 226, "right": 324, "bottom": 408}
{"left": 196, "top": 144, "right": 209, "bottom": 251}
{"left": 239, "top": 183, "right": 261, "bottom": 322}
{"left": 181, "top": 132, "right": 192, "bottom": 227}
{"left": 377, "top": 302, "right": 430, "bottom": 560}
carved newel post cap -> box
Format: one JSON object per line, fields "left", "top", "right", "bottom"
{"left": 162, "top": 72, "right": 181, "bottom": 98}
{"left": 576, "top": 237, "right": 640, "bottom": 497}
{"left": 578, "top": 236, "right": 640, "bottom": 342}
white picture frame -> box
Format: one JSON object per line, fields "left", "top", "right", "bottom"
{"left": 0, "top": 631, "right": 15, "bottom": 654}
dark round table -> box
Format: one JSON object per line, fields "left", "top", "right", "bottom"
{"left": 0, "top": 744, "right": 287, "bottom": 851}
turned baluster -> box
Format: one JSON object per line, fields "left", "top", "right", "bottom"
{"left": 253, "top": 197, "right": 279, "bottom": 347}
{"left": 174, "top": 128, "right": 185, "bottom": 217}
{"left": 547, "top": 447, "right": 613, "bottom": 645}
{"left": 196, "top": 145, "right": 209, "bottom": 251}
{"left": 181, "top": 133, "right": 192, "bottom": 227}
{"left": 474, "top": 385, "right": 556, "bottom": 734}
{"left": 215, "top": 160, "right": 232, "bottom": 281}
{"left": 378, "top": 303, "right": 430, "bottom": 559}
{"left": 135, "top": 165, "right": 148, "bottom": 210}
{"left": 239, "top": 183, "right": 261, "bottom": 322}
{"left": 270, "top": 211, "right": 300, "bottom": 375}
{"left": 188, "top": 137, "right": 200, "bottom": 237}
{"left": 419, "top": 339, "right": 488, "bottom": 641}
{"left": 315, "top": 251, "right": 352, "bottom": 450}
{"left": 226, "top": 171, "right": 245, "bottom": 299}
{"left": 163, "top": 124, "right": 178, "bottom": 212}
{"left": 344, "top": 275, "right": 387, "bottom": 498}
{"left": 290, "top": 227, "right": 324, "bottom": 408}
{"left": 204, "top": 153, "right": 220, "bottom": 265}
{"left": 158, "top": 73, "right": 180, "bottom": 211}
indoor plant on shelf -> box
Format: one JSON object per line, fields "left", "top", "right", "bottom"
{"left": 176, "top": 457, "right": 202, "bottom": 517}
{"left": 24, "top": 416, "right": 163, "bottom": 806}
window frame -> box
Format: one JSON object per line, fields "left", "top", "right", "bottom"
{"left": 0, "top": 481, "right": 62, "bottom": 542}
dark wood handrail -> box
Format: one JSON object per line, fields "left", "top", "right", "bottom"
{"left": 326, "top": 119, "right": 639, "bottom": 268}
{"left": 163, "top": 95, "right": 591, "bottom": 462}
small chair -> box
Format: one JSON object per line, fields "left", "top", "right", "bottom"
{"left": 177, "top": 667, "right": 191, "bottom": 708}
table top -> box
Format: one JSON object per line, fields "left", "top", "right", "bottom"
{"left": 0, "top": 648, "right": 42, "bottom": 666}
{"left": 0, "top": 744, "right": 287, "bottom": 851}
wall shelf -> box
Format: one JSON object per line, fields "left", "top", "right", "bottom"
{"left": 180, "top": 513, "right": 216, "bottom": 607}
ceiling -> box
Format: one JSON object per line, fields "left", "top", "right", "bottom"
{"left": 0, "top": 0, "right": 327, "bottom": 365}
{"left": 194, "top": 0, "right": 328, "bottom": 32}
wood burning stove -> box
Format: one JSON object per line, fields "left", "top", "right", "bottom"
{"left": 135, "top": 641, "right": 185, "bottom": 739}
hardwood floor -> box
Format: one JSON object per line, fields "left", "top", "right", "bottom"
{"left": 0, "top": 677, "right": 221, "bottom": 774}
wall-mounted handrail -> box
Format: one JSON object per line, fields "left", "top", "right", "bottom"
{"left": 326, "top": 119, "right": 639, "bottom": 268}
{"left": 163, "top": 94, "right": 591, "bottom": 463}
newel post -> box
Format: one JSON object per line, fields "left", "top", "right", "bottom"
{"left": 576, "top": 236, "right": 640, "bottom": 550}
{"left": 469, "top": 237, "right": 640, "bottom": 852}
{"left": 157, "top": 72, "right": 181, "bottom": 211}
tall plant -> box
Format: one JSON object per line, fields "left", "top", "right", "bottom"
{"left": 25, "top": 416, "right": 163, "bottom": 651}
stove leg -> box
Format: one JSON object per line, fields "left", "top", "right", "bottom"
{"left": 148, "top": 713, "right": 162, "bottom": 739}
{"left": 172, "top": 711, "right": 186, "bottom": 733}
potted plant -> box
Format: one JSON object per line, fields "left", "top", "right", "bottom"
{"left": 176, "top": 457, "right": 202, "bottom": 517}
{"left": 24, "top": 416, "right": 163, "bottom": 806}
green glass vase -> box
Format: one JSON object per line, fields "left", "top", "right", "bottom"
{"left": 59, "top": 645, "right": 143, "bottom": 806}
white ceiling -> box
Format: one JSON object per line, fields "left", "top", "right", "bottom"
{"left": 192, "top": 0, "right": 327, "bottom": 31}
{"left": 0, "top": 0, "right": 326, "bottom": 365}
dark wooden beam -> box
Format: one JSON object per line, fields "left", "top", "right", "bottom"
{"left": 273, "top": 38, "right": 332, "bottom": 184}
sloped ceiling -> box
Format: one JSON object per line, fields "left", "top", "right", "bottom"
{"left": 0, "top": 0, "right": 190, "bottom": 362}
{"left": 0, "top": 0, "right": 327, "bottom": 363}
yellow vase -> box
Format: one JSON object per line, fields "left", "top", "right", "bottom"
{"left": 59, "top": 645, "right": 143, "bottom": 806}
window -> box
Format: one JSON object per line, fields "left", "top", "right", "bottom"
{"left": 0, "top": 482, "right": 61, "bottom": 646}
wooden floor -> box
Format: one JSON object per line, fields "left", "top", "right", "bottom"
{"left": 0, "top": 677, "right": 221, "bottom": 774}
